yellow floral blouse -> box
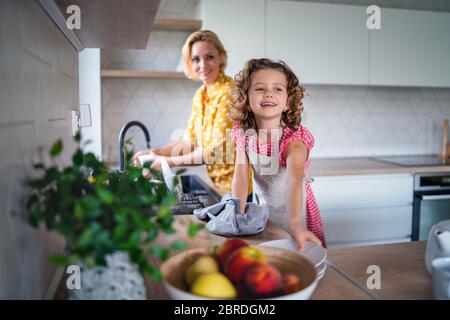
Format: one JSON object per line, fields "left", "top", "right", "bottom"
{"left": 184, "top": 72, "right": 237, "bottom": 190}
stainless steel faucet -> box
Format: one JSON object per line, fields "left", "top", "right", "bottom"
{"left": 118, "top": 121, "right": 150, "bottom": 172}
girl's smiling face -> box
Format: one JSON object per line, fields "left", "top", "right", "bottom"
{"left": 190, "top": 41, "right": 222, "bottom": 85}
{"left": 248, "top": 69, "right": 288, "bottom": 122}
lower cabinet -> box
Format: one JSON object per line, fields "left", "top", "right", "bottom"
{"left": 310, "top": 173, "right": 414, "bottom": 247}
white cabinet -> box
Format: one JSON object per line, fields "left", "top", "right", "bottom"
{"left": 370, "top": 8, "right": 450, "bottom": 87}
{"left": 266, "top": 1, "right": 369, "bottom": 85}
{"left": 201, "top": 0, "right": 265, "bottom": 78}
{"left": 202, "top": 0, "right": 450, "bottom": 87}
{"left": 310, "top": 174, "right": 414, "bottom": 247}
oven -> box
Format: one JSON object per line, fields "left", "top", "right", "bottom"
{"left": 412, "top": 172, "right": 450, "bottom": 241}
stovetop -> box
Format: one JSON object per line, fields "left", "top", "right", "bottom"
{"left": 370, "top": 155, "right": 450, "bottom": 167}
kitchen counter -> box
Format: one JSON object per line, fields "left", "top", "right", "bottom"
{"left": 309, "top": 157, "right": 450, "bottom": 177}
{"left": 328, "top": 241, "right": 432, "bottom": 299}
{"left": 179, "top": 157, "right": 450, "bottom": 180}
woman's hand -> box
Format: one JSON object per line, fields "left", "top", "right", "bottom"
{"left": 132, "top": 149, "right": 159, "bottom": 167}
{"left": 149, "top": 156, "right": 164, "bottom": 171}
{"left": 149, "top": 147, "right": 163, "bottom": 156}
{"left": 290, "top": 222, "right": 322, "bottom": 252}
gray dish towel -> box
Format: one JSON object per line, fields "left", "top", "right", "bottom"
{"left": 193, "top": 194, "right": 269, "bottom": 236}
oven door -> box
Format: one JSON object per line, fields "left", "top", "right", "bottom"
{"left": 412, "top": 192, "right": 450, "bottom": 241}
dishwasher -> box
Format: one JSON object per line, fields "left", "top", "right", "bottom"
{"left": 412, "top": 172, "right": 450, "bottom": 241}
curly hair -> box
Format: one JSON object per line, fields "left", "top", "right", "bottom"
{"left": 230, "top": 58, "right": 305, "bottom": 131}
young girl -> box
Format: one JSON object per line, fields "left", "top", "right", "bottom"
{"left": 230, "top": 58, "right": 326, "bottom": 251}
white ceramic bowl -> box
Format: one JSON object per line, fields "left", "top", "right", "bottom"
{"left": 160, "top": 246, "right": 318, "bottom": 300}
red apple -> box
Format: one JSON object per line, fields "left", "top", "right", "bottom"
{"left": 225, "top": 246, "right": 266, "bottom": 284}
{"left": 214, "top": 238, "right": 249, "bottom": 270}
{"left": 282, "top": 274, "right": 303, "bottom": 295}
{"left": 244, "top": 264, "right": 283, "bottom": 298}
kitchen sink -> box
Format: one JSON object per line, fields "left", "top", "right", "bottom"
{"left": 169, "top": 175, "right": 222, "bottom": 215}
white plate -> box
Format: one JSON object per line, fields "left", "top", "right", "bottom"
{"left": 316, "top": 262, "right": 326, "bottom": 280}
{"left": 259, "top": 239, "right": 327, "bottom": 268}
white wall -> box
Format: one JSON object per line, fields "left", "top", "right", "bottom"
{"left": 0, "top": 0, "right": 79, "bottom": 298}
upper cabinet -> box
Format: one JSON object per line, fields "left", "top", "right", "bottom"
{"left": 267, "top": 1, "right": 369, "bottom": 85}
{"left": 369, "top": 8, "right": 450, "bottom": 87}
{"left": 43, "top": 0, "right": 161, "bottom": 50}
{"left": 201, "top": 0, "right": 450, "bottom": 87}
{"left": 201, "top": 0, "right": 265, "bottom": 78}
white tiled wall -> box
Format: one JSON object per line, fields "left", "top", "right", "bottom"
{"left": 0, "top": 0, "right": 79, "bottom": 298}
{"left": 102, "top": 0, "right": 450, "bottom": 163}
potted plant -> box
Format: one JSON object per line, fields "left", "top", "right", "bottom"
{"left": 25, "top": 133, "right": 203, "bottom": 299}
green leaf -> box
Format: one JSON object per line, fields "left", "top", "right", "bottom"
{"left": 188, "top": 222, "right": 204, "bottom": 238}
{"left": 161, "top": 226, "right": 175, "bottom": 235}
{"left": 49, "top": 255, "right": 68, "bottom": 266}
{"left": 84, "top": 153, "right": 98, "bottom": 167}
{"left": 81, "top": 196, "right": 101, "bottom": 218}
{"left": 85, "top": 256, "right": 96, "bottom": 268}
{"left": 49, "top": 139, "right": 63, "bottom": 157}
{"left": 97, "top": 188, "right": 113, "bottom": 205}
{"left": 78, "top": 228, "right": 95, "bottom": 249}
{"left": 170, "top": 240, "right": 188, "bottom": 251}
{"left": 28, "top": 213, "right": 38, "bottom": 228}
{"left": 74, "top": 202, "right": 85, "bottom": 220}
{"left": 72, "top": 149, "right": 83, "bottom": 166}
{"left": 145, "top": 227, "right": 157, "bottom": 242}
{"left": 175, "top": 168, "right": 186, "bottom": 176}
{"left": 113, "top": 225, "right": 128, "bottom": 241}
{"left": 127, "top": 167, "right": 142, "bottom": 181}
{"left": 146, "top": 265, "right": 162, "bottom": 282}
{"left": 74, "top": 131, "right": 81, "bottom": 142}
{"left": 33, "top": 163, "right": 45, "bottom": 170}
{"left": 148, "top": 245, "right": 169, "bottom": 261}
{"left": 128, "top": 231, "right": 141, "bottom": 248}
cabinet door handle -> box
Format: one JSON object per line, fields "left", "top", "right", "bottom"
{"left": 420, "top": 194, "right": 450, "bottom": 201}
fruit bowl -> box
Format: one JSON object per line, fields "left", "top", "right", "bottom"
{"left": 160, "top": 246, "right": 318, "bottom": 300}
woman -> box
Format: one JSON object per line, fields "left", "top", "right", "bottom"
{"left": 133, "top": 30, "right": 236, "bottom": 191}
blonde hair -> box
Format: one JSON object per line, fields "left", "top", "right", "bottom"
{"left": 230, "top": 58, "right": 305, "bottom": 131}
{"left": 181, "top": 30, "right": 228, "bottom": 80}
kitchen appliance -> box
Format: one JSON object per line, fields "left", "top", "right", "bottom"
{"left": 412, "top": 173, "right": 450, "bottom": 241}
{"left": 425, "top": 220, "right": 450, "bottom": 273}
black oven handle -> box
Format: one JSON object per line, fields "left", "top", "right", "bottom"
{"left": 419, "top": 194, "right": 450, "bottom": 201}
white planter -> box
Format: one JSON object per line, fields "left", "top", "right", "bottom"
{"left": 68, "top": 252, "right": 146, "bottom": 300}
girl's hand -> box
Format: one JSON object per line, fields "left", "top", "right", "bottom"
{"left": 290, "top": 223, "right": 322, "bottom": 252}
